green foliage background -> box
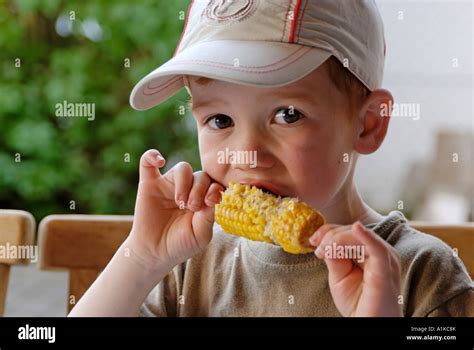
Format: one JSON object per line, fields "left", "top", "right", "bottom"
{"left": 0, "top": 0, "right": 199, "bottom": 222}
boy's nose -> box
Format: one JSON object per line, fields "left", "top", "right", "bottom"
{"left": 230, "top": 155, "right": 274, "bottom": 170}
{"left": 228, "top": 146, "right": 274, "bottom": 170}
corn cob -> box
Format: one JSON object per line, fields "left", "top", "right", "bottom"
{"left": 215, "top": 182, "right": 325, "bottom": 254}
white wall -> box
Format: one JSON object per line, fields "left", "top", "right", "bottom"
{"left": 355, "top": 0, "right": 473, "bottom": 214}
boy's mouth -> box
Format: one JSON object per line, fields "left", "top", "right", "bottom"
{"left": 260, "top": 187, "right": 279, "bottom": 196}
{"left": 239, "top": 180, "right": 286, "bottom": 198}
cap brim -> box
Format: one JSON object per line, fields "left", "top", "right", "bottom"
{"left": 130, "top": 40, "right": 332, "bottom": 111}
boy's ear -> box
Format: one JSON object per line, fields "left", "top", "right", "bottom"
{"left": 354, "top": 89, "right": 394, "bottom": 155}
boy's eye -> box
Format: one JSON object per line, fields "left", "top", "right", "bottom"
{"left": 207, "top": 114, "right": 234, "bottom": 129}
{"left": 274, "top": 107, "right": 303, "bottom": 124}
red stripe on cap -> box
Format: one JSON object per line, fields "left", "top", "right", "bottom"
{"left": 288, "top": 0, "right": 302, "bottom": 43}
{"left": 173, "top": 0, "right": 195, "bottom": 57}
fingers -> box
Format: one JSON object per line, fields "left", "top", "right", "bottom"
{"left": 315, "top": 227, "right": 367, "bottom": 264}
{"left": 186, "top": 171, "right": 211, "bottom": 211}
{"left": 312, "top": 225, "right": 367, "bottom": 286}
{"left": 204, "top": 182, "right": 225, "bottom": 207}
{"left": 309, "top": 224, "right": 350, "bottom": 247}
{"left": 191, "top": 204, "right": 215, "bottom": 249}
{"left": 139, "top": 149, "right": 166, "bottom": 182}
{"left": 325, "top": 255, "right": 359, "bottom": 288}
{"left": 168, "top": 163, "right": 223, "bottom": 211}
{"left": 352, "top": 222, "right": 401, "bottom": 279}
{"left": 186, "top": 172, "right": 224, "bottom": 211}
{"left": 311, "top": 222, "right": 401, "bottom": 287}
{"left": 140, "top": 150, "right": 222, "bottom": 212}
{"left": 189, "top": 177, "right": 224, "bottom": 250}
{"left": 352, "top": 222, "right": 388, "bottom": 258}
{"left": 170, "top": 162, "right": 194, "bottom": 209}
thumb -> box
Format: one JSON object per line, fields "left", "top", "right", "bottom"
{"left": 315, "top": 245, "right": 353, "bottom": 285}
{"left": 324, "top": 255, "right": 355, "bottom": 287}
{"left": 315, "top": 240, "right": 357, "bottom": 286}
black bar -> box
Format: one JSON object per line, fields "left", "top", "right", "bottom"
{"left": 0, "top": 317, "right": 471, "bottom": 346}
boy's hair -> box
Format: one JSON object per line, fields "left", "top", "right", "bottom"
{"left": 325, "top": 56, "right": 371, "bottom": 112}
{"left": 185, "top": 56, "right": 370, "bottom": 113}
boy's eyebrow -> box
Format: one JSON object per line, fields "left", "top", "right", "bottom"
{"left": 191, "top": 98, "right": 230, "bottom": 112}
{"left": 269, "top": 87, "right": 315, "bottom": 101}
{"left": 191, "top": 89, "right": 316, "bottom": 112}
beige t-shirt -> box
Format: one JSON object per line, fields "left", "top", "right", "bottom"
{"left": 139, "top": 211, "right": 473, "bottom": 317}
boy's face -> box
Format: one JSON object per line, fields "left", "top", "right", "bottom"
{"left": 188, "top": 63, "right": 358, "bottom": 210}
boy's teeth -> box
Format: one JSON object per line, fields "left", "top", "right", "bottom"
{"left": 260, "top": 188, "right": 277, "bottom": 196}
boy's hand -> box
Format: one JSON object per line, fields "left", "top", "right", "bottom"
{"left": 127, "top": 149, "right": 224, "bottom": 271}
{"left": 309, "top": 222, "right": 402, "bottom": 317}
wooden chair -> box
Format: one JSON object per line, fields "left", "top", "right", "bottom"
{"left": 0, "top": 210, "right": 36, "bottom": 316}
{"left": 37, "top": 215, "right": 474, "bottom": 314}
{"left": 37, "top": 215, "right": 132, "bottom": 312}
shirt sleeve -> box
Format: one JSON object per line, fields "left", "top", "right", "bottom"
{"left": 426, "top": 288, "right": 474, "bottom": 317}
{"left": 394, "top": 226, "right": 474, "bottom": 317}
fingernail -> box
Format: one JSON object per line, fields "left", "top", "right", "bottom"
{"left": 156, "top": 154, "right": 164, "bottom": 161}
{"left": 309, "top": 230, "right": 320, "bottom": 244}
{"left": 315, "top": 246, "right": 323, "bottom": 259}
{"left": 189, "top": 200, "right": 201, "bottom": 210}
{"left": 207, "top": 193, "right": 220, "bottom": 203}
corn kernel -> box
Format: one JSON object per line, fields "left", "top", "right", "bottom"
{"left": 215, "top": 182, "right": 325, "bottom": 254}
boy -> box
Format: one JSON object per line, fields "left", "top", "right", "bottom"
{"left": 69, "top": 0, "right": 473, "bottom": 317}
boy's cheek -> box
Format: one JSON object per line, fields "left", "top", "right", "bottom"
{"left": 196, "top": 130, "right": 352, "bottom": 200}
{"left": 200, "top": 150, "right": 220, "bottom": 174}
{"left": 292, "top": 155, "right": 352, "bottom": 207}
{"left": 198, "top": 145, "right": 231, "bottom": 185}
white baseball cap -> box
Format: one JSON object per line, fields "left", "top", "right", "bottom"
{"left": 130, "top": 0, "right": 386, "bottom": 111}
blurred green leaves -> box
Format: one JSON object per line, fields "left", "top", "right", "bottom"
{"left": 0, "top": 0, "right": 198, "bottom": 221}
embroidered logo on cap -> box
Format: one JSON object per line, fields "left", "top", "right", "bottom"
{"left": 202, "top": 0, "right": 258, "bottom": 25}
